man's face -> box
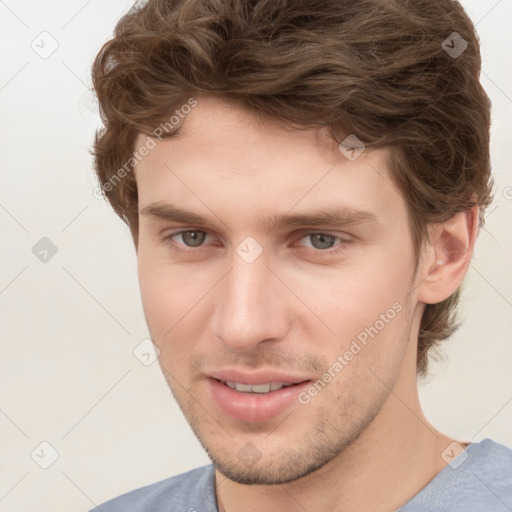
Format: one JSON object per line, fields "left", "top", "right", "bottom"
{"left": 135, "top": 95, "right": 421, "bottom": 485}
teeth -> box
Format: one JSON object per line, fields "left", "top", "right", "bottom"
{"left": 251, "top": 383, "right": 271, "bottom": 393}
{"left": 224, "top": 381, "right": 292, "bottom": 393}
{"left": 235, "top": 383, "right": 252, "bottom": 392}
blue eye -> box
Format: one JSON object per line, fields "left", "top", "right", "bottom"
{"left": 166, "top": 230, "right": 208, "bottom": 248}
{"left": 162, "top": 230, "right": 352, "bottom": 254}
{"left": 301, "top": 233, "right": 338, "bottom": 250}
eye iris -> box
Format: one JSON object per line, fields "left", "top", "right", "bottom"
{"left": 183, "top": 231, "right": 205, "bottom": 247}
{"left": 178, "top": 232, "right": 337, "bottom": 249}
{"left": 310, "top": 233, "right": 335, "bottom": 250}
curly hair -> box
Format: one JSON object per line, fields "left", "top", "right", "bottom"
{"left": 91, "top": 0, "right": 493, "bottom": 377}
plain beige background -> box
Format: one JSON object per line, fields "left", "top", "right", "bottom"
{"left": 0, "top": 1, "right": 511, "bottom": 510}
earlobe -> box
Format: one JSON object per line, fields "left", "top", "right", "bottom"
{"left": 417, "top": 205, "right": 479, "bottom": 305}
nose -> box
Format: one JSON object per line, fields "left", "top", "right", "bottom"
{"left": 211, "top": 251, "right": 290, "bottom": 351}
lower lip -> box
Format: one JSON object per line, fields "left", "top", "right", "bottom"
{"left": 207, "top": 378, "right": 311, "bottom": 423}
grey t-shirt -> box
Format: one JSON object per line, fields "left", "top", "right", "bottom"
{"left": 90, "top": 438, "right": 512, "bottom": 512}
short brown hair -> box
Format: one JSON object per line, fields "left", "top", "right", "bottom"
{"left": 91, "top": 0, "right": 493, "bottom": 377}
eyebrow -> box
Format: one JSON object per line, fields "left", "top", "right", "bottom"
{"left": 139, "top": 202, "right": 378, "bottom": 232}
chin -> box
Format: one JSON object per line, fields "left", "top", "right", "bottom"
{"left": 210, "top": 451, "right": 332, "bottom": 486}
{"left": 201, "top": 424, "right": 364, "bottom": 486}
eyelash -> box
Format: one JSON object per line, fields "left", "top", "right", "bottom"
{"left": 161, "top": 229, "right": 353, "bottom": 255}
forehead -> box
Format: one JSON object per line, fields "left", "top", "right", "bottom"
{"left": 136, "top": 95, "right": 340, "bottom": 170}
{"left": 133, "top": 96, "right": 404, "bottom": 225}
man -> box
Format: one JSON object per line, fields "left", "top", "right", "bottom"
{"left": 89, "top": 0, "right": 512, "bottom": 510}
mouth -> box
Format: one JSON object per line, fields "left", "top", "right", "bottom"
{"left": 212, "top": 378, "right": 304, "bottom": 394}
{"left": 207, "top": 376, "right": 312, "bottom": 422}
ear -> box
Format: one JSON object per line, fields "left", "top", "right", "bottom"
{"left": 416, "top": 205, "right": 479, "bottom": 305}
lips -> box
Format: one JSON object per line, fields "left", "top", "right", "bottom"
{"left": 206, "top": 368, "right": 312, "bottom": 422}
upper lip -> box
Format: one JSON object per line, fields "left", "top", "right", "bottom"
{"left": 208, "top": 368, "right": 312, "bottom": 385}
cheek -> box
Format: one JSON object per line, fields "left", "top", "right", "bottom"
{"left": 137, "top": 269, "right": 190, "bottom": 379}
{"left": 298, "top": 248, "right": 411, "bottom": 316}
{"left": 295, "top": 253, "right": 413, "bottom": 363}
{"left": 138, "top": 237, "right": 187, "bottom": 313}
{"left": 137, "top": 243, "right": 215, "bottom": 368}
{"left": 137, "top": 244, "right": 184, "bottom": 340}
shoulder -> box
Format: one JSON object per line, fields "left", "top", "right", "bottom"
{"left": 89, "top": 464, "right": 217, "bottom": 512}
{"left": 399, "top": 438, "right": 512, "bottom": 512}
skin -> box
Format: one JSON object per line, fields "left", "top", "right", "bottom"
{"left": 133, "top": 94, "right": 478, "bottom": 512}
